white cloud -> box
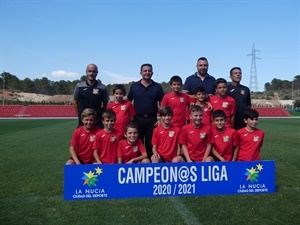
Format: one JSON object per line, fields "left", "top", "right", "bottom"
{"left": 41, "top": 69, "right": 139, "bottom": 84}
{"left": 101, "top": 69, "right": 138, "bottom": 84}
{"left": 51, "top": 70, "right": 79, "bottom": 78}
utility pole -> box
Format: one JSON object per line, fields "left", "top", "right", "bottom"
{"left": 248, "top": 43, "right": 260, "bottom": 92}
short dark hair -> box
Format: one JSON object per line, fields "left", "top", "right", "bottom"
{"left": 193, "top": 86, "right": 206, "bottom": 95}
{"left": 113, "top": 84, "right": 126, "bottom": 95}
{"left": 159, "top": 106, "right": 173, "bottom": 117}
{"left": 140, "top": 63, "right": 153, "bottom": 72}
{"left": 212, "top": 109, "right": 226, "bottom": 119}
{"left": 190, "top": 105, "right": 202, "bottom": 114}
{"left": 243, "top": 108, "right": 259, "bottom": 119}
{"left": 197, "top": 57, "right": 208, "bottom": 62}
{"left": 102, "top": 109, "right": 116, "bottom": 120}
{"left": 215, "top": 78, "right": 228, "bottom": 89}
{"left": 125, "top": 122, "right": 139, "bottom": 133}
{"left": 230, "top": 67, "right": 242, "bottom": 76}
{"left": 169, "top": 75, "right": 182, "bottom": 85}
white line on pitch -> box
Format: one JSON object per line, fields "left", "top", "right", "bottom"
{"left": 169, "top": 197, "right": 202, "bottom": 225}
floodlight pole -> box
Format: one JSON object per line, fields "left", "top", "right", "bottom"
{"left": 292, "top": 80, "right": 294, "bottom": 109}
{"left": 2, "top": 72, "right": 4, "bottom": 105}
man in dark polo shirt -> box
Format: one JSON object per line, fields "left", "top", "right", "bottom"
{"left": 127, "top": 63, "right": 164, "bottom": 159}
{"left": 183, "top": 57, "right": 216, "bottom": 96}
{"left": 73, "top": 63, "right": 108, "bottom": 128}
{"left": 227, "top": 67, "right": 251, "bottom": 130}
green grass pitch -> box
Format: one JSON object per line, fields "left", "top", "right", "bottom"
{"left": 0, "top": 118, "right": 299, "bottom": 225}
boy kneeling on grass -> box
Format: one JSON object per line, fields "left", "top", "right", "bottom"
{"left": 172, "top": 105, "right": 214, "bottom": 163}
{"left": 211, "top": 109, "right": 238, "bottom": 162}
{"left": 66, "top": 108, "right": 100, "bottom": 165}
{"left": 151, "top": 106, "right": 181, "bottom": 163}
{"left": 93, "top": 110, "right": 123, "bottom": 164}
{"left": 117, "top": 122, "right": 150, "bottom": 164}
{"left": 237, "top": 108, "right": 265, "bottom": 161}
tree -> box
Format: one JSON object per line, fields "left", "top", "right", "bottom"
{"left": 264, "top": 82, "right": 271, "bottom": 91}
{"left": 294, "top": 99, "right": 300, "bottom": 109}
{"left": 22, "top": 78, "right": 36, "bottom": 93}
{"left": 1, "top": 72, "right": 20, "bottom": 91}
{"left": 33, "top": 77, "right": 54, "bottom": 95}
{"left": 80, "top": 75, "right": 85, "bottom": 81}
{"left": 161, "top": 81, "right": 170, "bottom": 94}
{"left": 52, "top": 80, "right": 69, "bottom": 95}
{"left": 0, "top": 75, "right": 3, "bottom": 89}
{"left": 282, "top": 80, "right": 291, "bottom": 90}
{"left": 293, "top": 75, "right": 300, "bottom": 91}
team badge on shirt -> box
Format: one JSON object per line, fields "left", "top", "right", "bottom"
{"left": 222, "top": 102, "right": 229, "bottom": 108}
{"left": 169, "top": 131, "right": 175, "bottom": 137}
{"left": 241, "top": 90, "right": 245, "bottom": 95}
{"left": 180, "top": 97, "right": 184, "bottom": 103}
{"left": 223, "top": 135, "right": 229, "bottom": 142}
{"left": 253, "top": 136, "right": 259, "bottom": 142}
{"left": 200, "top": 132, "right": 206, "bottom": 139}
{"left": 121, "top": 105, "right": 126, "bottom": 110}
{"left": 90, "top": 135, "right": 96, "bottom": 142}
{"left": 93, "top": 88, "right": 99, "bottom": 95}
{"left": 110, "top": 136, "right": 116, "bottom": 142}
{"left": 133, "top": 146, "right": 138, "bottom": 152}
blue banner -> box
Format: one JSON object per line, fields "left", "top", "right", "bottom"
{"left": 64, "top": 161, "right": 275, "bottom": 200}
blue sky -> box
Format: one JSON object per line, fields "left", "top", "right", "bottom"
{"left": 1, "top": 0, "right": 299, "bottom": 91}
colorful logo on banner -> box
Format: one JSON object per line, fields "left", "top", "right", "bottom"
{"left": 235, "top": 163, "right": 268, "bottom": 194}
{"left": 245, "top": 163, "right": 263, "bottom": 182}
{"left": 81, "top": 167, "right": 102, "bottom": 187}
{"left": 64, "top": 161, "right": 275, "bottom": 201}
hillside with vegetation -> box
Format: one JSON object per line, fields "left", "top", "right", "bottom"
{"left": 1, "top": 72, "right": 300, "bottom": 108}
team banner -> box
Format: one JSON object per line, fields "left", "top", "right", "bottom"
{"left": 64, "top": 161, "right": 275, "bottom": 200}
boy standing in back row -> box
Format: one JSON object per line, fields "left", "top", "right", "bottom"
{"left": 161, "top": 75, "right": 195, "bottom": 128}
{"left": 107, "top": 84, "right": 136, "bottom": 133}
{"left": 190, "top": 86, "right": 212, "bottom": 127}
{"left": 209, "top": 78, "right": 236, "bottom": 127}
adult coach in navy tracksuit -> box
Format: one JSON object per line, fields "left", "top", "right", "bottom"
{"left": 73, "top": 63, "right": 109, "bottom": 128}
{"left": 127, "top": 63, "right": 164, "bottom": 159}
{"left": 227, "top": 67, "right": 251, "bottom": 130}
